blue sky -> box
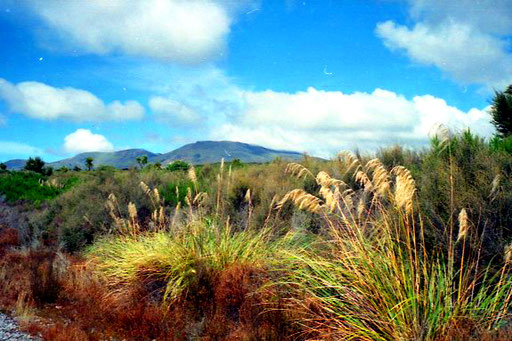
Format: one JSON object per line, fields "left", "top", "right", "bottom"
{"left": 0, "top": 0, "right": 511, "bottom": 162}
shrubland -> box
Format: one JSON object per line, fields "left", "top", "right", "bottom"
{"left": 1, "top": 128, "right": 512, "bottom": 339}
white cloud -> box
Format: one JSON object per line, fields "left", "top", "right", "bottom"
{"left": 149, "top": 96, "right": 201, "bottom": 126}
{"left": 0, "top": 78, "right": 144, "bottom": 121}
{"left": 407, "top": 0, "right": 512, "bottom": 35}
{"left": 23, "top": 0, "right": 254, "bottom": 63}
{"left": 64, "top": 129, "right": 114, "bottom": 153}
{"left": 376, "top": 0, "right": 512, "bottom": 88}
{"left": 212, "top": 87, "right": 494, "bottom": 157}
{"left": 0, "top": 141, "right": 43, "bottom": 157}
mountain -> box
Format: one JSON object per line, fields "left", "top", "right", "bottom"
{"left": 2, "top": 141, "right": 306, "bottom": 170}
{"left": 152, "top": 141, "right": 304, "bottom": 165}
{"left": 49, "top": 149, "right": 157, "bottom": 169}
{"left": 3, "top": 159, "right": 26, "bottom": 170}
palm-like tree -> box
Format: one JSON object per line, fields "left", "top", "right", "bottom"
{"left": 85, "top": 157, "right": 94, "bottom": 171}
{"left": 490, "top": 84, "right": 512, "bottom": 138}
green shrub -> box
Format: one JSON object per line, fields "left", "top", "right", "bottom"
{"left": 166, "top": 160, "right": 190, "bottom": 172}
{"left": 0, "top": 172, "right": 67, "bottom": 204}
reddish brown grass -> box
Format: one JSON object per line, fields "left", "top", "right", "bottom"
{"left": 0, "top": 227, "right": 19, "bottom": 247}
{"left": 0, "top": 246, "right": 299, "bottom": 340}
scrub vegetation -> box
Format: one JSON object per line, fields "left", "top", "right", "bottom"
{"left": 2, "top": 119, "right": 512, "bottom": 339}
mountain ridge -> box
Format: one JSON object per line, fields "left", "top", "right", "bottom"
{"left": 2, "top": 141, "right": 307, "bottom": 170}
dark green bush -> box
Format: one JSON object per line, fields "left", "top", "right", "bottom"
{"left": 166, "top": 160, "right": 190, "bottom": 172}
{"left": 0, "top": 172, "right": 63, "bottom": 204}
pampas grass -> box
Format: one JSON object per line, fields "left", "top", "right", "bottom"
{"left": 278, "top": 157, "right": 512, "bottom": 340}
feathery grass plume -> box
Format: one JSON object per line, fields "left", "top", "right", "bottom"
{"left": 244, "top": 188, "right": 252, "bottom": 204}
{"left": 106, "top": 193, "right": 117, "bottom": 215}
{"left": 277, "top": 189, "right": 323, "bottom": 214}
{"left": 153, "top": 188, "right": 161, "bottom": 205}
{"left": 285, "top": 162, "right": 314, "bottom": 180}
{"left": 319, "top": 186, "right": 338, "bottom": 213}
{"left": 106, "top": 193, "right": 128, "bottom": 232}
{"left": 227, "top": 164, "right": 233, "bottom": 194}
{"left": 170, "top": 202, "right": 181, "bottom": 229}
{"left": 432, "top": 124, "right": 453, "bottom": 154}
{"left": 127, "top": 202, "right": 140, "bottom": 236}
{"left": 245, "top": 189, "right": 253, "bottom": 229}
{"left": 193, "top": 192, "right": 209, "bottom": 207}
{"left": 505, "top": 244, "right": 512, "bottom": 265}
{"left": 457, "top": 208, "right": 470, "bottom": 242}
{"left": 316, "top": 171, "right": 345, "bottom": 189}
{"left": 263, "top": 194, "right": 278, "bottom": 228}
{"left": 357, "top": 197, "right": 365, "bottom": 218}
{"left": 185, "top": 187, "right": 193, "bottom": 206}
{"left": 216, "top": 158, "right": 225, "bottom": 217}
{"left": 150, "top": 206, "right": 165, "bottom": 231}
{"left": 139, "top": 181, "right": 151, "bottom": 196}
{"left": 392, "top": 166, "right": 416, "bottom": 213}
{"left": 340, "top": 188, "right": 354, "bottom": 210}
{"left": 188, "top": 165, "right": 197, "bottom": 191}
{"left": 365, "top": 158, "right": 391, "bottom": 198}
{"left": 490, "top": 173, "right": 502, "bottom": 201}
{"left": 355, "top": 170, "right": 374, "bottom": 193}
{"left": 337, "top": 150, "right": 362, "bottom": 178}
{"left": 128, "top": 202, "right": 138, "bottom": 221}
{"left": 185, "top": 187, "right": 194, "bottom": 217}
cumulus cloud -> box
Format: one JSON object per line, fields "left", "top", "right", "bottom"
{"left": 64, "top": 129, "right": 114, "bottom": 153}
{"left": 407, "top": 0, "right": 512, "bottom": 34}
{"left": 0, "top": 78, "right": 144, "bottom": 121}
{"left": 212, "top": 87, "right": 494, "bottom": 157}
{"left": 376, "top": 0, "right": 512, "bottom": 88}
{"left": 0, "top": 141, "right": 44, "bottom": 157}
{"left": 149, "top": 96, "right": 202, "bottom": 126}
{"left": 23, "top": 0, "right": 254, "bottom": 63}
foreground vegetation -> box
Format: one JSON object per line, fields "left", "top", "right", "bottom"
{"left": 2, "top": 127, "right": 512, "bottom": 340}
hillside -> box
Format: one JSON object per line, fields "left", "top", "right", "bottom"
{"left": 4, "top": 159, "right": 26, "bottom": 170}
{"left": 3, "top": 142, "right": 305, "bottom": 170}
{"left": 152, "top": 141, "right": 304, "bottom": 165}
{"left": 49, "top": 149, "right": 157, "bottom": 169}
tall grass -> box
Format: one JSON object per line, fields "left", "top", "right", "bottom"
{"left": 87, "top": 181, "right": 306, "bottom": 307}
{"left": 87, "top": 221, "right": 300, "bottom": 304}
{"left": 279, "top": 155, "right": 512, "bottom": 340}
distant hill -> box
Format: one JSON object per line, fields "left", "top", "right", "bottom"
{"left": 3, "top": 141, "right": 307, "bottom": 170}
{"left": 49, "top": 149, "right": 157, "bottom": 169}
{"left": 152, "top": 141, "right": 304, "bottom": 165}
{"left": 4, "top": 159, "right": 26, "bottom": 170}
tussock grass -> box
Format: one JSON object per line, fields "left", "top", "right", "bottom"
{"left": 279, "top": 157, "right": 512, "bottom": 340}
{"left": 86, "top": 217, "right": 304, "bottom": 305}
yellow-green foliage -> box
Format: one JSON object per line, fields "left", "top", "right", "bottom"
{"left": 86, "top": 218, "right": 305, "bottom": 305}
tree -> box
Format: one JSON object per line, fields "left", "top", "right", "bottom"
{"left": 0, "top": 163, "right": 6, "bottom": 171}
{"left": 166, "top": 160, "right": 190, "bottom": 172}
{"left": 231, "top": 158, "right": 244, "bottom": 168}
{"left": 85, "top": 157, "right": 94, "bottom": 171}
{"left": 490, "top": 84, "right": 512, "bottom": 138}
{"left": 154, "top": 162, "right": 162, "bottom": 169}
{"left": 24, "top": 157, "right": 45, "bottom": 174}
{"left": 136, "top": 155, "right": 148, "bottom": 169}
{"left": 73, "top": 166, "right": 82, "bottom": 172}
